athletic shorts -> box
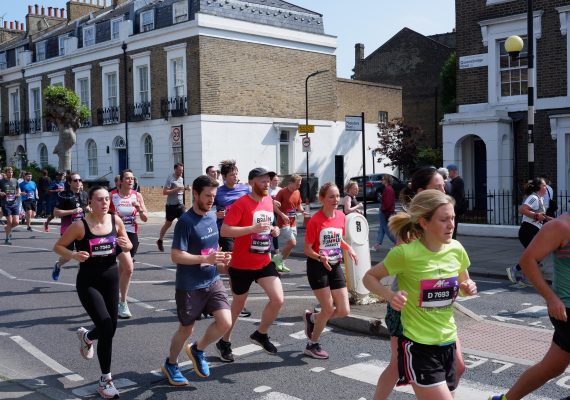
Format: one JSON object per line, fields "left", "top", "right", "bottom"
{"left": 306, "top": 257, "right": 347, "bottom": 290}
{"left": 386, "top": 303, "right": 403, "bottom": 337}
{"left": 397, "top": 336, "right": 457, "bottom": 391}
{"left": 175, "top": 279, "right": 230, "bottom": 326}
{"left": 228, "top": 262, "right": 279, "bottom": 295}
{"left": 551, "top": 309, "right": 570, "bottom": 353}
{"left": 22, "top": 199, "right": 37, "bottom": 212}
{"left": 165, "top": 203, "right": 185, "bottom": 222}
{"left": 116, "top": 232, "right": 139, "bottom": 258}
{"left": 280, "top": 226, "right": 297, "bottom": 242}
{"left": 2, "top": 204, "right": 19, "bottom": 216}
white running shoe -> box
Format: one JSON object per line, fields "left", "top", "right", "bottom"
{"left": 77, "top": 327, "right": 94, "bottom": 359}
{"left": 98, "top": 379, "right": 120, "bottom": 399}
{"left": 118, "top": 301, "right": 132, "bottom": 319}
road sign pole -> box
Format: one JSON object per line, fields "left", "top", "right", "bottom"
{"left": 361, "top": 112, "right": 366, "bottom": 218}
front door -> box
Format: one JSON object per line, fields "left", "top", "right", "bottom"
{"left": 473, "top": 138, "right": 487, "bottom": 210}
{"left": 118, "top": 149, "right": 127, "bottom": 173}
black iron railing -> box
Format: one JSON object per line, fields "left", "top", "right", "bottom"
{"left": 160, "top": 96, "right": 187, "bottom": 119}
{"left": 97, "top": 106, "right": 120, "bottom": 125}
{"left": 128, "top": 101, "right": 151, "bottom": 121}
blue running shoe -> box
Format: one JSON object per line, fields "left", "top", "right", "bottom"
{"left": 52, "top": 262, "right": 61, "bottom": 281}
{"left": 161, "top": 358, "right": 189, "bottom": 386}
{"left": 186, "top": 343, "right": 210, "bottom": 378}
{"left": 488, "top": 395, "right": 507, "bottom": 400}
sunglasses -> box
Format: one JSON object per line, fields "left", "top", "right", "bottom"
{"left": 72, "top": 179, "right": 82, "bottom": 183}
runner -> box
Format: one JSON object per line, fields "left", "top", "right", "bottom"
{"left": 489, "top": 214, "right": 570, "bottom": 400}
{"left": 0, "top": 167, "right": 21, "bottom": 245}
{"left": 303, "top": 182, "right": 358, "bottom": 359}
{"left": 19, "top": 172, "right": 38, "bottom": 231}
{"left": 269, "top": 173, "right": 282, "bottom": 261}
{"left": 53, "top": 186, "right": 132, "bottom": 399}
{"left": 363, "top": 189, "right": 477, "bottom": 400}
{"left": 109, "top": 169, "right": 148, "bottom": 319}
{"left": 507, "top": 177, "right": 552, "bottom": 286}
{"left": 161, "top": 175, "right": 232, "bottom": 386}
{"left": 363, "top": 166, "right": 466, "bottom": 399}
{"left": 273, "top": 174, "right": 305, "bottom": 273}
{"left": 215, "top": 167, "right": 282, "bottom": 362}
{"left": 51, "top": 172, "right": 89, "bottom": 280}
{"left": 342, "top": 180, "right": 363, "bottom": 215}
{"left": 156, "top": 163, "right": 188, "bottom": 252}
{"left": 44, "top": 171, "right": 66, "bottom": 232}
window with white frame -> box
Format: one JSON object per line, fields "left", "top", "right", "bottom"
{"left": 138, "top": 65, "right": 149, "bottom": 103}
{"left": 9, "top": 89, "right": 20, "bottom": 122}
{"left": 83, "top": 25, "right": 95, "bottom": 47}
{"left": 111, "top": 17, "right": 123, "bottom": 39}
{"left": 498, "top": 37, "right": 528, "bottom": 97}
{"left": 31, "top": 88, "right": 41, "bottom": 120}
{"left": 39, "top": 144, "right": 48, "bottom": 167}
{"left": 0, "top": 52, "right": 6, "bottom": 69}
{"left": 49, "top": 71, "right": 66, "bottom": 87}
{"left": 15, "top": 47, "right": 24, "bottom": 66}
{"left": 140, "top": 10, "right": 154, "bottom": 32}
{"left": 58, "top": 34, "right": 70, "bottom": 56}
{"left": 144, "top": 135, "right": 154, "bottom": 172}
{"left": 106, "top": 72, "right": 118, "bottom": 107}
{"left": 79, "top": 78, "right": 90, "bottom": 107}
{"left": 172, "top": 58, "right": 185, "bottom": 97}
{"left": 279, "top": 131, "right": 290, "bottom": 175}
{"left": 173, "top": 1, "right": 188, "bottom": 23}
{"left": 172, "top": 146, "right": 182, "bottom": 165}
{"left": 87, "top": 140, "right": 98, "bottom": 176}
{"left": 378, "top": 111, "right": 388, "bottom": 126}
{"left": 36, "top": 41, "right": 46, "bottom": 61}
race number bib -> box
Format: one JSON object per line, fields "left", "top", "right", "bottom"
{"left": 286, "top": 208, "right": 297, "bottom": 225}
{"left": 5, "top": 189, "right": 15, "bottom": 203}
{"left": 122, "top": 215, "right": 136, "bottom": 226}
{"left": 250, "top": 210, "right": 273, "bottom": 254}
{"left": 27, "top": 191, "right": 35, "bottom": 199}
{"left": 200, "top": 247, "right": 217, "bottom": 267}
{"left": 89, "top": 236, "right": 117, "bottom": 257}
{"left": 419, "top": 277, "right": 459, "bottom": 308}
{"left": 319, "top": 227, "right": 343, "bottom": 265}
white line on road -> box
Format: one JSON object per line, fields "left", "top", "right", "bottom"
{"left": 239, "top": 317, "right": 294, "bottom": 326}
{"left": 17, "top": 278, "right": 75, "bottom": 287}
{"left": 10, "top": 335, "right": 84, "bottom": 382}
{"left": 289, "top": 327, "right": 331, "bottom": 340}
{"left": 515, "top": 306, "right": 548, "bottom": 315}
{"left": 257, "top": 392, "right": 301, "bottom": 400}
{"left": 126, "top": 296, "right": 155, "bottom": 309}
{"left": 480, "top": 288, "right": 508, "bottom": 295}
{"left": 0, "top": 268, "right": 16, "bottom": 279}
{"left": 0, "top": 244, "right": 51, "bottom": 251}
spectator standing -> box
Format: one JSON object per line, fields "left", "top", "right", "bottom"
{"left": 543, "top": 177, "right": 556, "bottom": 218}
{"left": 438, "top": 167, "right": 452, "bottom": 195}
{"left": 37, "top": 169, "right": 51, "bottom": 218}
{"left": 447, "top": 164, "right": 466, "bottom": 239}
{"left": 156, "top": 163, "right": 188, "bottom": 252}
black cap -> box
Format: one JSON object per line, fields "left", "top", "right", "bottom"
{"left": 248, "top": 167, "right": 276, "bottom": 181}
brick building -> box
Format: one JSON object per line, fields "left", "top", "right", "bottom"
{"left": 353, "top": 28, "right": 456, "bottom": 149}
{"left": 0, "top": 0, "right": 402, "bottom": 210}
{"left": 442, "top": 0, "right": 570, "bottom": 216}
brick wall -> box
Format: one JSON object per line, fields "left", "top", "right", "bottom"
{"left": 336, "top": 79, "right": 402, "bottom": 123}
{"left": 140, "top": 185, "right": 193, "bottom": 212}
{"left": 67, "top": 1, "right": 105, "bottom": 22}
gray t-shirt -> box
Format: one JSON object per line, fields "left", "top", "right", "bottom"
{"left": 165, "top": 174, "right": 184, "bottom": 205}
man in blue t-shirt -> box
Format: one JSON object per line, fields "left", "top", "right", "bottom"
{"left": 162, "top": 175, "right": 232, "bottom": 387}
{"left": 19, "top": 172, "right": 38, "bottom": 231}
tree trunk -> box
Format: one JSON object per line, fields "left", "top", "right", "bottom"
{"left": 53, "top": 124, "right": 76, "bottom": 172}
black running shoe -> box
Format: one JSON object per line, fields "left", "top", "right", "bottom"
{"left": 216, "top": 339, "right": 234, "bottom": 363}
{"left": 156, "top": 239, "right": 164, "bottom": 252}
{"left": 239, "top": 308, "right": 251, "bottom": 318}
{"left": 250, "top": 331, "right": 277, "bottom": 354}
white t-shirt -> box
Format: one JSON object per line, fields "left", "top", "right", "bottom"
{"left": 521, "top": 193, "right": 545, "bottom": 228}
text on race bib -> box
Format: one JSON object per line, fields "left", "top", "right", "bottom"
{"left": 319, "top": 227, "right": 343, "bottom": 265}
{"left": 250, "top": 210, "right": 273, "bottom": 254}
{"left": 419, "top": 277, "right": 459, "bottom": 308}
{"left": 89, "top": 236, "right": 117, "bottom": 257}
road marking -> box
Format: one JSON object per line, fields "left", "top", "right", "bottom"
{"left": 71, "top": 378, "right": 137, "bottom": 397}
{"left": 17, "top": 278, "right": 75, "bottom": 287}
{"left": 515, "top": 306, "right": 548, "bottom": 316}
{"left": 135, "top": 261, "right": 176, "bottom": 273}
{"left": 491, "top": 360, "right": 514, "bottom": 374}
{"left": 0, "top": 332, "right": 11, "bottom": 336}
{"left": 355, "top": 353, "right": 371, "bottom": 358}
{"left": 0, "top": 244, "right": 51, "bottom": 251}
{"left": 239, "top": 317, "right": 294, "bottom": 326}
{"left": 254, "top": 386, "right": 272, "bottom": 393}
{"left": 311, "top": 367, "right": 326, "bottom": 372}
{"left": 456, "top": 295, "right": 480, "bottom": 302}
{"left": 130, "top": 280, "right": 170, "bottom": 284}
{"left": 10, "top": 336, "right": 83, "bottom": 382}
{"left": 126, "top": 296, "right": 155, "bottom": 310}
{"left": 234, "top": 342, "right": 281, "bottom": 356}
{"left": 480, "top": 288, "right": 508, "bottom": 295}
{"left": 246, "top": 295, "right": 315, "bottom": 301}
{"left": 256, "top": 392, "right": 301, "bottom": 400}
{"left": 289, "top": 327, "right": 331, "bottom": 340}
{"left": 491, "top": 315, "right": 524, "bottom": 323}
{"left": 0, "top": 268, "right": 16, "bottom": 279}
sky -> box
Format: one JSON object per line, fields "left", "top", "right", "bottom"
{"left": 1, "top": 0, "right": 455, "bottom": 78}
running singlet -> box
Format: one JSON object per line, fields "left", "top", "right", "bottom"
{"left": 0, "top": 178, "right": 19, "bottom": 206}
{"left": 383, "top": 239, "right": 470, "bottom": 345}
{"left": 109, "top": 189, "right": 139, "bottom": 234}
{"left": 305, "top": 209, "right": 346, "bottom": 265}
{"left": 275, "top": 188, "right": 301, "bottom": 228}
{"left": 75, "top": 216, "right": 118, "bottom": 269}
{"left": 56, "top": 190, "right": 89, "bottom": 234}
{"left": 223, "top": 195, "right": 274, "bottom": 270}
{"left": 554, "top": 241, "right": 570, "bottom": 308}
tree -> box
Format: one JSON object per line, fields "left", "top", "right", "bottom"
{"left": 440, "top": 51, "right": 456, "bottom": 114}
{"left": 375, "top": 118, "right": 439, "bottom": 179}
{"left": 44, "top": 85, "right": 90, "bottom": 172}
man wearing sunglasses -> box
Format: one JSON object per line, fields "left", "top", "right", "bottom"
{"left": 51, "top": 172, "right": 90, "bottom": 280}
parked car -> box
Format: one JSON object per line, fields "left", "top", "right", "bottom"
{"left": 349, "top": 173, "right": 406, "bottom": 202}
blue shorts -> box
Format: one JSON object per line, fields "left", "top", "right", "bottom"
{"left": 2, "top": 204, "right": 19, "bottom": 216}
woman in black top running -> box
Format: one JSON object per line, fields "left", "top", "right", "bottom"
{"left": 54, "top": 186, "right": 131, "bottom": 399}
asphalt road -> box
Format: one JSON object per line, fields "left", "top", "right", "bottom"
{"left": 0, "top": 222, "right": 568, "bottom": 399}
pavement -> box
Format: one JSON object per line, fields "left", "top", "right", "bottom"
{"left": 2, "top": 206, "right": 556, "bottom": 399}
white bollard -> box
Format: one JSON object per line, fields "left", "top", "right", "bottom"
{"left": 344, "top": 213, "right": 376, "bottom": 304}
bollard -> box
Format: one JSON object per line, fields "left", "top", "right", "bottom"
{"left": 344, "top": 213, "right": 376, "bottom": 304}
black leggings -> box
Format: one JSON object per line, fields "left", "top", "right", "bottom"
{"left": 76, "top": 264, "right": 119, "bottom": 374}
{"left": 515, "top": 222, "right": 541, "bottom": 271}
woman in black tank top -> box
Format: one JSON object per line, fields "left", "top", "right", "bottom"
{"left": 54, "top": 186, "right": 131, "bottom": 399}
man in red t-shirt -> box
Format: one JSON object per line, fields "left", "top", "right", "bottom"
{"left": 215, "top": 167, "right": 283, "bottom": 362}
{"left": 273, "top": 174, "right": 304, "bottom": 272}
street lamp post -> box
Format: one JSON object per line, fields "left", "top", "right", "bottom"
{"left": 504, "top": 0, "right": 534, "bottom": 179}
{"left": 304, "top": 69, "right": 329, "bottom": 203}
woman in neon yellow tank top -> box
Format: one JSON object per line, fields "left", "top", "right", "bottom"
{"left": 364, "top": 189, "right": 477, "bottom": 400}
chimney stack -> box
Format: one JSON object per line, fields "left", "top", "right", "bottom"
{"left": 61, "top": 8, "right": 65, "bottom": 18}
{"left": 28, "top": 5, "right": 33, "bottom": 14}
{"left": 35, "top": 4, "right": 39, "bottom": 15}
{"left": 41, "top": 6, "right": 45, "bottom": 15}
{"left": 48, "top": 7, "right": 52, "bottom": 16}
{"left": 10, "top": 21, "right": 14, "bottom": 30}
{"left": 3, "top": 21, "right": 6, "bottom": 29}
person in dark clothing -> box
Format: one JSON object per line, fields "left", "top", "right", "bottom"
{"left": 447, "top": 164, "right": 466, "bottom": 240}
{"left": 37, "top": 170, "right": 51, "bottom": 218}
{"left": 374, "top": 175, "right": 396, "bottom": 250}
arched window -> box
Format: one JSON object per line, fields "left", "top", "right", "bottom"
{"left": 144, "top": 135, "right": 154, "bottom": 172}
{"left": 87, "top": 140, "right": 98, "bottom": 176}
{"left": 38, "top": 144, "right": 48, "bottom": 168}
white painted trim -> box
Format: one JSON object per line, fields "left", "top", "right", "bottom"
{"left": 163, "top": 43, "right": 187, "bottom": 52}
{"left": 5, "top": 82, "right": 20, "bottom": 89}
{"left": 101, "top": 62, "right": 120, "bottom": 109}
{"left": 132, "top": 55, "right": 151, "bottom": 104}
{"left": 166, "top": 47, "right": 186, "bottom": 99}
{"left": 479, "top": 11, "right": 543, "bottom": 46}
{"left": 83, "top": 25, "right": 96, "bottom": 48}
{"left": 28, "top": 81, "right": 42, "bottom": 123}
{"left": 25, "top": 76, "right": 43, "bottom": 84}
{"left": 557, "top": 6, "right": 570, "bottom": 36}
{"left": 486, "top": 0, "right": 515, "bottom": 5}
{"left": 74, "top": 69, "right": 92, "bottom": 112}
{"left": 47, "top": 71, "right": 66, "bottom": 79}
{"left": 72, "top": 65, "right": 92, "bottom": 73}
{"left": 129, "top": 51, "right": 151, "bottom": 60}
{"left": 457, "top": 95, "right": 570, "bottom": 113}
{"left": 99, "top": 59, "right": 120, "bottom": 68}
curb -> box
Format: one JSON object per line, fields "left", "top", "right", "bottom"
{"left": 328, "top": 314, "right": 389, "bottom": 337}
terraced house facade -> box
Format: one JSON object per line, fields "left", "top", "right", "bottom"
{"left": 0, "top": 0, "right": 402, "bottom": 191}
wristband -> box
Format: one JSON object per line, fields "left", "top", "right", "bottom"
{"left": 534, "top": 212, "right": 539, "bottom": 221}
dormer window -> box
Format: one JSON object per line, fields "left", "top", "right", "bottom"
{"left": 83, "top": 25, "right": 95, "bottom": 47}
{"left": 173, "top": 1, "right": 188, "bottom": 23}
{"left": 111, "top": 16, "right": 123, "bottom": 39}
{"left": 59, "top": 34, "right": 70, "bottom": 56}
{"left": 140, "top": 10, "right": 154, "bottom": 32}
{"left": 0, "top": 52, "right": 6, "bottom": 69}
{"left": 36, "top": 41, "right": 46, "bottom": 61}
{"left": 15, "top": 47, "right": 24, "bottom": 66}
